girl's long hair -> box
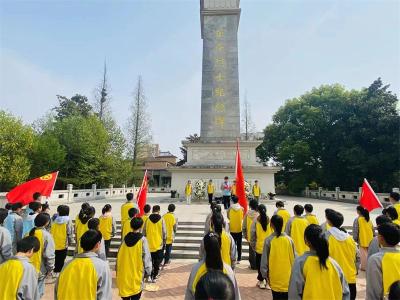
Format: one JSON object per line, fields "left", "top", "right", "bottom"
{"left": 270, "top": 215, "right": 283, "bottom": 237}
{"left": 102, "top": 204, "right": 112, "bottom": 215}
{"left": 29, "top": 213, "right": 50, "bottom": 236}
{"left": 357, "top": 205, "right": 370, "bottom": 222}
{"left": 79, "top": 206, "right": 95, "bottom": 224}
{"left": 305, "top": 224, "right": 329, "bottom": 269}
{"left": 203, "top": 232, "right": 223, "bottom": 271}
{"left": 257, "top": 204, "right": 269, "bottom": 231}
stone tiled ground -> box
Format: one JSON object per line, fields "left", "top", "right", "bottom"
{"left": 42, "top": 195, "right": 372, "bottom": 299}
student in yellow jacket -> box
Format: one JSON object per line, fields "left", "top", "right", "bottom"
{"left": 185, "top": 232, "right": 241, "bottom": 300}
{"left": 122, "top": 207, "right": 139, "bottom": 239}
{"left": 142, "top": 205, "right": 166, "bottom": 283}
{"left": 200, "top": 212, "right": 237, "bottom": 269}
{"left": 227, "top": 196, "right": 244, "bottom": 262}
{"left": 28, "top": 213, "right": 55, "bottom": 298}
{"left": 87, "top": 218, "right": 107, "bottom": 261}
{"left": 304, "top": 204, "right": 319, "bottom": 225}
{"left": 55, "top": 230, "right": 112, "bottom": 300}
{"left": 260, "top": 215, "right": 296, "bottom": 299}
{"left": 207, "top": 179, "right": 215, "bottom": 204}
{"left": 121, "top": 192, "right": 136, "bottom": 224}
{"left": 51, "top": 205, "right": 74, "bottom": 274}
{"left": 250, "top": 204, "right": 273, "bottom": 289}
{"left": 141, "top": 204, "right": 151, "bottom": 230}
{"left": 242, "top": 199, "right": 259, "bottom": 270}
{"left": 99, "top": 204, "right": 116, "bottom": 257}
{"left": 386, "top": 206, "right": 400, "bottom": 225}
{"left": 252, "top": 180, "right": 261, "bottom": 201}
{"left": 325, "top": 210, "right": 360, "bottom": 300}
{"left": 389, "top": 192, "right": 400, "bottom": 221}
{"left": 231, "top": 180, "right": 237, "bottom": 197}
{"left": 0, "top": 236, "right": 40, "bottom": 300}
{"left": 75, "top": 206, "right": 95, "bottom": 254}
{"left": 116, "top": 217, "right": 152, "bottom": 299}
{"left": 288, "top": 224, "right": 350, "bottom": 300}
{"left": 285, "top": 205, "right": 310, "bottom": 256}
{"left": 274, "top": 201, "right": 291, "bottom": 231}
{"left": 163, "top": 204, "right": 178, "bottom": 266}
{"left": 366, "top": 222, "right": 400, "bottom": 300}
{"left": 185, "top": 180, "right": 192, "bottom": 205}
{"left": 353, "top": 205, "right": 374, "bottom": 271}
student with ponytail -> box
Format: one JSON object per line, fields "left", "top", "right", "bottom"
{"left": 200, "top": 212, "right": 236, "bottom": 269}
{"left": 75, "top": 206, "right": 95, "bottom": 254}
{"left": 29, "top": 213, "right": 55, "bottom": 298}
{"left": 260, "top": 215, "right": 296, "bottom": 300}
{"left": 353, "top": 205, "right": 374, "bottom": 270}
{"left": 250, "top": 204, "right": 272, "bottom": 289}
{"left": 99, "top": 204, "right": 116, "bottom": 257}
{"left": 185, "top": 232, "right": 240, "bottom": 300}
{"left": 288, "top": 224, "right": 350, "bottom": 300}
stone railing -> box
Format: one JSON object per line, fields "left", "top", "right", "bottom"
{"left": 0, "top": 184, "right": 141, "bottom": 207}
{"left": 304, "top": 186, "right": 399, "bottom": 206}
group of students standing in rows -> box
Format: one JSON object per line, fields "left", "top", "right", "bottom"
{"left": 184, "top": 192, "right": 400, "bottom": 300}
{"left": 0, "top": 192, "right": 178, "bottom": 300}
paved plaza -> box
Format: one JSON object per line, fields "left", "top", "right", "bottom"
{"left": 41, "top": 194, "right": 376, "bottom": 299}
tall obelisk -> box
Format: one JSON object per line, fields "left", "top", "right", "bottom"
{"left": 169, "top": 0, "right": 279, "bottom": 198}
{"left": 200, "top": 0, "right": 241, "bottom": 141}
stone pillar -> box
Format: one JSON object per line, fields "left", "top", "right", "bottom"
{"left": 318, "top": 187, "right": 323, "bottom": 199}
{"left": 335, "top": 187, "right": 340, "bottom": 200}
{"left": 67, "top": 184, "right": 73, "bottom": 203}
{"left": 109, "top": 184, "right": 113, "bottom": 198}
{"left": 92, "top": 184, "right": 97, "bottom": 200}
{"left": 122, "top": 184, "right": 126, "bottom": 195}
{"left": 305, "top": 186, "right": 310, "bottom": 198}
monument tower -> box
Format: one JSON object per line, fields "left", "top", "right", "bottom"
{"left": 170, "top": 0, "right": 279, "bottom": 197}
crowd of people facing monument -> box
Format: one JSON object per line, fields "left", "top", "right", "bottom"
{"left": 0, "top": 189, "right": 399, "bottom": 300}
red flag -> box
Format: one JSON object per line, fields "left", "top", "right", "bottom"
{"left": 6, "top": 172, "right": 58, "bottom": 206}
{"left": 137, "top": 170, "right": 148, "bottom": 216}
{"left": 235, "top": 140, "right": 248, "bottom": 215}
{"left": 360, "top": 178, "right": 383, "bottom": 212}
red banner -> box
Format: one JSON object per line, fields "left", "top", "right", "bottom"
{"left": 6, "top": 172, "right": 58, "bottom": 206}
{"left": 137, "top": 170, "right": 148, "bottom": 216}
{"left": 360, "top": 178, "right": 383, "bottom": 212}
{"left": 235, "top": 140, "right": 248, "bottom": 215}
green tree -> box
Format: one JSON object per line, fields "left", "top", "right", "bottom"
{"left": 0, "top": 111, "right": 35, "bottom": 191}
{"left": 54, "top": 94, "right": 93, "bottom": 120}
{"left": 258, "top": 79, "right": 399, "bottom": 193}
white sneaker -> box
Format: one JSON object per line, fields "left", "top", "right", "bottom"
{"left": 265, "top": 281, "right": 271, "bottom": 290}
{"left": 259, "top": 280, "right": 267, "bottom": 289}
{"left": 256, "top": 280, "right": 262, "bottom": 287}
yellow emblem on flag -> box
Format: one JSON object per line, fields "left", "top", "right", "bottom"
{"left": 40, "top": 174, "right": 52, "bottom": 181}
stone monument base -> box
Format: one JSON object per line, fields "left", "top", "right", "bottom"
{"left": 169, "top": 140, "right": 280, "bottom": 198}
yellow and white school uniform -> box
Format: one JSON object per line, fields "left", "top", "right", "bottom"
{"left": 366, "top": 247, "right": 400, "bottom": 300}
{"left": 199, "top": 230, "right": 237, "bottom": 268}
{"left": 260, "top": 232, "right": 296, "bottom": 293}
{"left": 275, "top": 208, "right": 291, "bottom": 231}
{"left": 121, "top": 202, "right": 136, "bottom": 224}
{"left": 250, "top": 220, "right": 273, "bottom": 254}
{"left": 207, "top": 184, "right": 215, "bottom": 195}
{"left": 51, "top": 216, "right": 74, "bottom": 251}
{"left": 305, "top": 214, "right": 319, "bottom": 225}
{"left": 227, "top": 204, "right": 244, "bottom": 234}
{"left": 242, "top": 210, "right": 258, "bottom": 241}
{"left": 0, "top": 256, "right": 39, "bottom": 300}
{"left": 29, "top": 228, "right": 55, "bottom": 275}
{"left": 55, "top": 252, "right": 112, "bottom": 300}
{"left": 288, "top": 251, "right": 350, "bottom": 299}
{"left": 231, "top": 184, "right": 237, "bottom": 196}
{"left": 353, "top": 216, "right": 374, "bottom": 270}
{"left": 75, "top": 218, "right": 89, "bottom": 254}
{"left": 285, "top": 216, "right": 310, "bottom": 255}
{"left": 252, "top": 185, "right": 261, "bottom": 198}
{"left": 184, "top": 259, "right": 240, "bottom": 300}
{"left": 99, "top": 214, "right": 116, "bottom": 241}
{"left": 163, "top": 212, "right": 177, "bottom": 245}
{"left": 122, "top": 218, "right": 133, "bottom": 238}
{"left": 116, "top": 233, "right": 152, "bottom": 298}
{"left": 325, "top": 227, "right": 360, "bottom": 286}
{"left": 142, "top": 215, "right": 166, "bottom": 253}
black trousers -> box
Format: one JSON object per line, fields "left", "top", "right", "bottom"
{"left": 256, "top": 253, "right": 264, "bottom": 281}
{"left": 272, "top": 291, "right": 288, "bottom": 300}
{"left": 54, "top": 249, "right": 68, "bottom": 272}
{"left": 208, "top": 193, "right": 213, "bottom": 204}
{"left": 151, "top": 249, "right": 164, "bottom": 279}
{"left": 349, "top": 283, "right": 357, "bottom": 300}
{"left": 104, "top": 239, "right": 111, "bottom": 257}
{"left": 164, "top": 243, "right": 172, "bottom": 264}
{"left": 230, "top": 232, "right": 242, "bottom": 261}
{"left": 248, "top": 246, "right": 257, "bottom": 269}
{"left": 223, "top": 196, "right": 231, "bottom": 209}
{"left": 122, "top": 291, "right": 142, "bottom": 300}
